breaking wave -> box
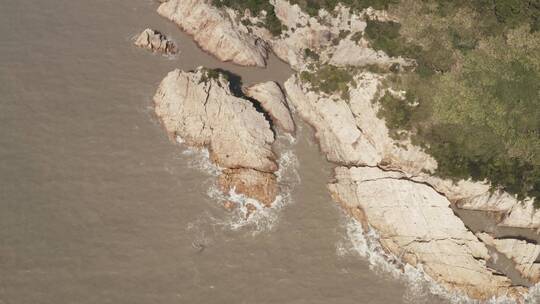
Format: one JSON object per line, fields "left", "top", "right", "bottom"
{"left": 178, "top": 139, "right": 300, "bottom": 235}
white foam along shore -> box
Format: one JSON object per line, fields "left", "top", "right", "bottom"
{"left": 149, "top": 0, "right": 539, "bottom": 301}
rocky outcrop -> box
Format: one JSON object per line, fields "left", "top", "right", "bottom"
{"left": 134, "top": 28, "right": 177, "bottom": 54}
{"left": 154, "top": 68, "right": 277, "bottom": 205}
{"left": 269, "top": 0, "right": 412, "bottom": 70}
{"left": 244, "top": 81, "right": 295, "bottom": 134}
{"left": 477, "top": 233, "right": 540, "bottom": 283}
{"left": 284, "top": 72, "right": 538, "bottom": 300}
{"left": 285, "top": 71, "right": 540, "bottom": 230}
{"left": 218, "top": 168, "right": 278, "bottom": 207}
{"left": 284, "top": 73, "right": 434, "bottom": 171}
{"left": 328, "top": 166, "right": 525, "bottom": 300}
{"left": 157, "top": 0, "right": 268, "bottom": 67}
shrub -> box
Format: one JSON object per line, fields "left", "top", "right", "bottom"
{"left": 304, "top": 48, "right": 320, "bottom": 61}
{"left": 212, "top": 0, "right": 284, "bottom": 36}
{"left": 300, "top": 65, "right": 355, "bottom": 99}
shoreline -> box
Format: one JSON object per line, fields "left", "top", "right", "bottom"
{"left": 145, "top": 0, "right": 540, "bottom": 302}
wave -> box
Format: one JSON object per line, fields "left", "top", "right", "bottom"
{"left": 337, "top": 218, "right": 537, "bottom": 304}
{"left": 179, "top": 139, "right": 300, "bottom": 235}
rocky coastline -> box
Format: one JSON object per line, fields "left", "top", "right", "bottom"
{"left": 142, "top": 0, "right": 539, "bottom": 301}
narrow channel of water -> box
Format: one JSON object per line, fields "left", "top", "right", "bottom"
{"left": 1, "top": 0, "right": 533, "bottom": 303}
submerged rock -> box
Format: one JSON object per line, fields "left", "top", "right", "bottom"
{"left": 154, "top": 68, "right": 278, "bottom": 206}
{"left": 134, "top": 28, "right": 177, "bottom": 54}
{"left": 218, "top": 168, "right": 278, "bottom": 207}
{"left": 157, "top": 0, "right": 268, "bottom": 66}
{"left": 244, "top": 81, "right": 295, "bottom": 134}
{"left": 328, "top": 166, "right": 525, "bottom": 300}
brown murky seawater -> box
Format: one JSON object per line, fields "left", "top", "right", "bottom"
{"left": 2, "top": 1, "right": 523, "bottom": 303}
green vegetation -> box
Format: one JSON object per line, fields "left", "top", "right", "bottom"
{"left": 199, "top": 68, "right": 243, "bottom": 96}
{"left": 304, "top": 48, "right": 320, "bottom": 61}
{"left": 300, "top": 65, "right": 356, "bottom": 99}
{"left": 289, "top": 0, "right": 398, "bottom": 16}
{"left": 212, "top": 0, "right": 284, "bottom": 35}
{"left": 199, "top": 67, "right": 227, "bottom": 83}
{"left": 371, "top": 0, "right": 540, "bottom": 202}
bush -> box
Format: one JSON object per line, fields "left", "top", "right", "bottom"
{"left": 289, "top": 0, "right": 398, "bottom": 16}
{"left": 377, "top": 23, "right": 540, "bottom": 202}
{"left": 300, "top": 65, "right": 355, "bottom": 99}
{"left": 212, "top": 0, "right": 284, "bottom": 36}
{"left": 304, "top": 48, "right": 320, "bottom": 61}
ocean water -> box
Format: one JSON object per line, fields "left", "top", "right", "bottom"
{"left": 0, "top": 0, "right": 531, "bottom": 303}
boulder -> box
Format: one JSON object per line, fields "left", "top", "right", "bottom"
{"left": 134, "top": 28, "right": 177, "bottom": 54}
{"left": 244, "top": 81, "right": 295, "bottom": 134}
{"left": 218, "top": 168, "right": 278, "bottom": 207}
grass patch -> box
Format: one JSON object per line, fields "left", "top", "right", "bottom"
{"left": 212, "top": 0, "right": 284, "bottom": 36}
{"left": 300, "top": 65, "right": 356, "bottom": 99}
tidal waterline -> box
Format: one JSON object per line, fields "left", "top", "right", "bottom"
{"left": 0, "top": 0, "right": 459, "bottom": 303}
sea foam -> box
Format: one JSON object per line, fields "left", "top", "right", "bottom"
{"left": 338, "top": 218, "right": 534, "bottom": 304}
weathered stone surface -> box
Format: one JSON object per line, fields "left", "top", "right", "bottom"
{"left": 269, "top": 0, "right": 411, "bottom": 70}
{"left": 285, "top": 70, "right": 539, "bottom": 230}
{"left": 328, "top": 166, "right": 525, "bottom": 300}
{"left": 284, "top": 70, "right": 536, "bottom": 299}
{"left": 415, "top": 176, "right": 540, "bottom": 230}
{"left": 157, "top": 0, "right": 268, "bottom": 67}
{"left": 154, "top": 68, "right": 278, "bottom": 205}
{"left": 477, "top": 233, "right": 540, "bottom": 283}
{"left": 244, "top": 81, "right": 295, "bottom": 134}
{"left": 134, "top": 28, "right": 177, "bottom": 54}
{"left": 284, "top": 73, "right": 435, "bottom": 171}
{"left": 218, "top": 168, "right": 278, "bottom": 207}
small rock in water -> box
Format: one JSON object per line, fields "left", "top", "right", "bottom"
{"left": 134, "top": 28, "right": 177, "bottom": 55}
{"left": 222, "top": 200, "right": 237, "bottom": 211}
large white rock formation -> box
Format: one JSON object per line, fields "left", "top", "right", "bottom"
{"left": 154, "top": 68, "right": 278, "bottom": 205}
{"left": 157, "top": 0, "right": 268, "bottom": 67}
{"left": 328, "top": 166, "right": 525, "bottom": 300}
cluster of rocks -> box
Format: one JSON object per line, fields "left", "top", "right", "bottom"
{"left": 153, "top": 68, "right": 293, "bottom": 212}
{"left": 134, "top": 28, "right": 177, "bottom": 54}
{"left": 139, "top": 0, "right": 540, "bottom": 301}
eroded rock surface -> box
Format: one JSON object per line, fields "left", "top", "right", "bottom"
{"left": 284, "top": 73, "right": 434, "bottom": 171}
{"left": 157, "top": 0, "right": 268, "bottom": 66}
{"left": 328, "top": 166, "right": 525, "bottom": 300}
{"left": 154, "top": 68, "right": 277, "bottom": 205}
{"left": 218, "top": 168, "right": 278, "bottom": 207}
{"left": 271, "top": 0, "right": 411, "bottom": 70}
{"left": 134, "top": 28, "right": 177, "bottom": 54}
{"left": 284, "top": 71, "right": 537, "bottom": 300}
{"left": 244, "top": 81, "right": 295, "bottom": 134}
{"left": 477, "top": 233, "right": 540, "bottom": 283}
